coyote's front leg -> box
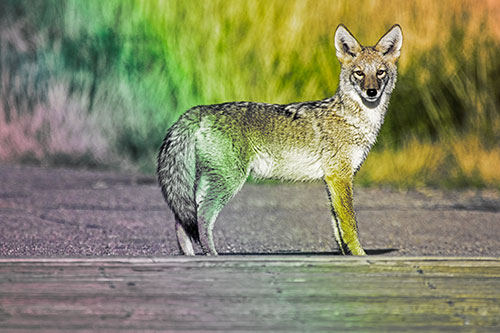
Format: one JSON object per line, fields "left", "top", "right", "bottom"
{"left": 324, "top": 172, "right": 366, "bottom": 255}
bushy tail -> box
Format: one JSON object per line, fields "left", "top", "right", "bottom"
{"left": 157, "top": 111, "right": 199, "bottom": 242}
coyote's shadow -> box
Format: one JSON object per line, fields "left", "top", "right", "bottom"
{"left": 218, "top": 248, "right": 398, "bottom": 256}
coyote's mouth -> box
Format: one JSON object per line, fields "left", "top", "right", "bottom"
{"left": 358, "top": 91, "right": 382, "bottom": 108}
{"left": 363, "top": 95, "right": 379, "bottom": 103}
{"left": 352, "top": 83, "right": 384, "bottom": 108}
{"left": 358, "top": 84, "right": 386, "bottom": 108}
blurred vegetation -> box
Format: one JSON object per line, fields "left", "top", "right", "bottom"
{"left": 0, "top": 0, "right": 499, "bottom": 188}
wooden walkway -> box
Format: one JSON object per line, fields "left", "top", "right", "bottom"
{"left": 0, "top": 257, "right": 499, "bottom": 332}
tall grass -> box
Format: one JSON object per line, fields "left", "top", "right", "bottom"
{"left": 0, "top": 0, "right": 499, "bottom": 187}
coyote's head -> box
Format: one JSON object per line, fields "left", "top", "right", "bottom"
{"left": 334, "top": 24, "right": 403, "bottom": 108}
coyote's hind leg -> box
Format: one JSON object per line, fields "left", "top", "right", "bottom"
{"left": 175, "top": 219, "right": 195, "bottom": 256}
{"left": 195, "top": 172, "right": 247, "bottom": 255}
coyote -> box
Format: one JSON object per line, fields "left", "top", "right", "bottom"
{"left": 158, "top": 24, "right": 403, "bottom": 256}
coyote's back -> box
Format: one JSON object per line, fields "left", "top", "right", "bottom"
{"left": 157, "top": 24, "right": 403, "bottom": 256}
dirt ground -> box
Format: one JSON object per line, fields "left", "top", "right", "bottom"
{"left": 0, "top": 164, "right": 499, "bottom": 257}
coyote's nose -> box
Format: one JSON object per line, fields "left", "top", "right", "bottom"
{"left": 366, "top": 89, "right": 377, "bottom": 97}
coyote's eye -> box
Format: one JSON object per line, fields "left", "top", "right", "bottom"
{"left": 353, "top": 70, "right": 364, "bottom": 79}
{"left": 377, "top": 69, "right": 386, "bottom": 78}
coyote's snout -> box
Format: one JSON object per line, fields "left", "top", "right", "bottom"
{"left": 158, "top": 24, "right": 403, "bottom": 256}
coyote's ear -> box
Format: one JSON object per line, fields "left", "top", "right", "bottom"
{"left": 375, "top": 24, "right": 403, "bottom": 62}
{"left": 335, "top": 24, "right": 362, "bottom": 63}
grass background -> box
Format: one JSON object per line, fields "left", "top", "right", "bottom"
{"left": 0, "top": 0, "right": 499, "bottom": 188}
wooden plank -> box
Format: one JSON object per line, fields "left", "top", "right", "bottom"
{"left": 0, "top": 257, "right": 499, "bottom": 332}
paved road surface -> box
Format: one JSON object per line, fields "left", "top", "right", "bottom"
{"left": 1, "top": 164, "right": 499, "bottom": 257}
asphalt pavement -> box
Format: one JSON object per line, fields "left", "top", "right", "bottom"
{"left": 1, "top": 164, "right": 499, "bottom": 257}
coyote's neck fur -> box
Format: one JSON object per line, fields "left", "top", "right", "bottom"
{"left": 336, "top": 82, "right": 392, "bottom": 146}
